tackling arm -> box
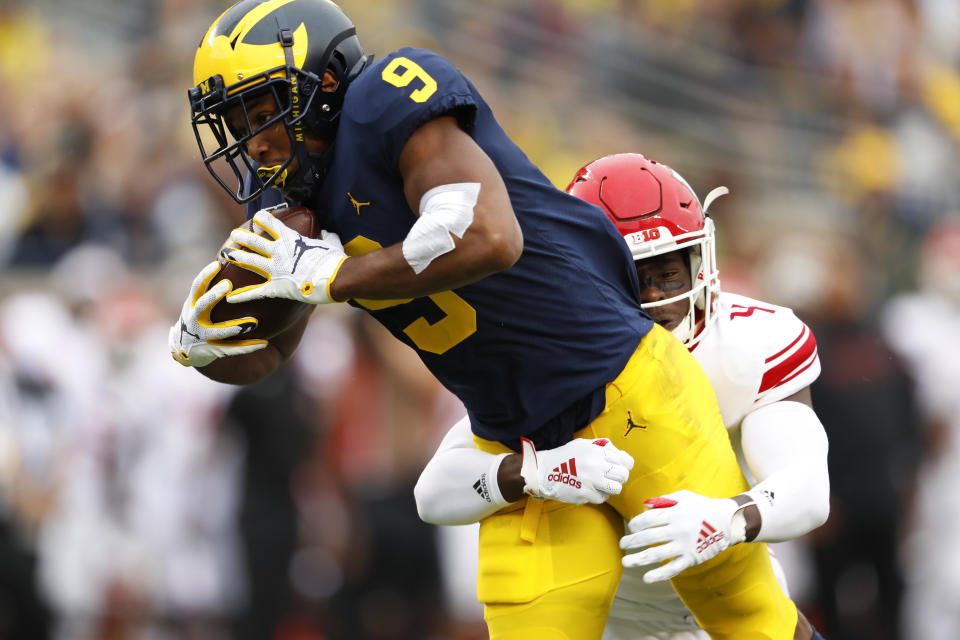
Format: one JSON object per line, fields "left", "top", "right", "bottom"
{"left": 737, "top": 387, "right": 830, "bottom": 542}
{"left": 414, "top": 417, "right": 513, "bottom": 525}
{"left": 621, "top": 387, "right": 829, "bottom": 583}
{"left": 196, "top": 312, "right": 311, "bottom": 385}
{"left": 415, "top": 418, "right": 634, "bottom": 526}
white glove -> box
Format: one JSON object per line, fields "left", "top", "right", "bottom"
{"left": 223, "top": 209, "right": 349, "bottom": 305}
{"left": 519, "top": 437, "right": 634, "bottom": 505}
{"left": 169, "top": 260, "right": 269, "bottom": 368}
{"left": 620, "top": 489, "right": 753, "bottom": 583}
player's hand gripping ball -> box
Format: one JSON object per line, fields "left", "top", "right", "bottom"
{"left": 210, "top": 204, "right": 320, "bottom": 340}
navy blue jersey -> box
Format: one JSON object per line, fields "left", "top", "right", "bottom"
{"left": 249, "top": 48, "right": 653, "bottom": 447}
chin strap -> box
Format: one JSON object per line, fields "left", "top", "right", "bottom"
{"left": 270, "top": 12, "right": 317, "bottom": 203}
{"left": 277, "top": 147, "right": 329, "bottom": 205}
{"left": 267, "top": 13, "right": 371, "bottom": 205}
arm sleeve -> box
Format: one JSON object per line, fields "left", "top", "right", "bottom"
{"left": 414, "top": 416, "right": 512, "bottom": 525}
{"left": 740, "top": 400, "right": 830, "bottom": 542}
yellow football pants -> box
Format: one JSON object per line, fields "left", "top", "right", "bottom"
{"left": 475, "top": 323, "right": 797, "bottom": 639}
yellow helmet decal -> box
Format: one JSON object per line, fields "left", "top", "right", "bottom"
{"left": 194, "top": 0, "right": 309, "bottom": 93}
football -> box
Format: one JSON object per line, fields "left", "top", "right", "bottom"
{"left": 209, "top": 205, "right": 320, "bottom": 340}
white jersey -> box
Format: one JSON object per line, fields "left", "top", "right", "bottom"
{"left": 604, "top": 292, "right": 820, "bottom": 639}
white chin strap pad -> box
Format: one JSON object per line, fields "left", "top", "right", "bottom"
{"left": 402, "top": 182, "right": 480, "bottom": 274}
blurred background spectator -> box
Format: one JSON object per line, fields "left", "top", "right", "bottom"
{"left": 1, "top": 0, "right": 958, "bottom": 638}
{"left": 880, "top": 220, "right": 960, "bottom": 640}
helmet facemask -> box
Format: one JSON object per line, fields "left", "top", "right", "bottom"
{"left": 635, "top": 217, "right": 720, "bottom": 348}
{"left": 189, "top": 0, "right": 369, "bottom": 205}
{"left": 191, "top": 67, "right": 316, "bottom": 203}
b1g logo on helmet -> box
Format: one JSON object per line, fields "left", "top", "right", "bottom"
{"left": 627, "top": 227, "right": 669, "bottom": 246}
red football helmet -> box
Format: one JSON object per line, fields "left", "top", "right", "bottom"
{"left": 566, "top": 153, "right": 723, "bottom": 347}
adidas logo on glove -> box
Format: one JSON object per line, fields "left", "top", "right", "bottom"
{"left": 696, "top": 520, "right": 724, "bottom": 553}
{"left": 519, "top": 436, "right": 634, "bottom": 505}
{"left": 546, "top": 458, "right": 582, "bottom": 488}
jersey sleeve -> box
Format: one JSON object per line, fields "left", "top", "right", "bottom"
{"left": 752, "top": 307, "right": 821, "bottom": 407}
{"left": 344, "top": 47, "right": 479, "bottom": 169}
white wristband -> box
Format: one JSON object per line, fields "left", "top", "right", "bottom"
{"left": 729, "top": 498, "right": 756, "bottom": 544}
{"left": 484, "top": 453, "right": 511, "bottom": 508}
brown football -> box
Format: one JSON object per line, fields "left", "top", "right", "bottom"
{"left": 209, "top": 205, "right": 319, "bottom": 340}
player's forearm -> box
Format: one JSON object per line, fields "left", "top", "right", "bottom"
{"left": 415, "top": 428, "right": 634, "bottom": 525}
{"left": 197, "top": 313, "right": 307, "bottom": 384}
{"left": 329, "top": 226, "right": 520, "bottom": 301}
{"left": 739, "top": 401, "right": 830, "bottom": 542}
{"left": 415, "top": 448, "right": 512, "bottom": 525}
{"left": 197, "top": 346, "right": 282, "bottom": 384}
{"left": 740, "top": 469, "right": 830, "bottom": 543}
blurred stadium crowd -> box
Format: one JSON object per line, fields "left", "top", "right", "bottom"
{"left": 1, "top": 0, "right": 959, "bottom": 638}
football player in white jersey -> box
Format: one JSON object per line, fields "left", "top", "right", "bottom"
{"left": 414, "top": 153, "right": 830, "bottom": 639}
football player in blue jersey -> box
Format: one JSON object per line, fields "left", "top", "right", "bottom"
{"left": 169, "top": 1, "right": 807, "bottom": 637}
